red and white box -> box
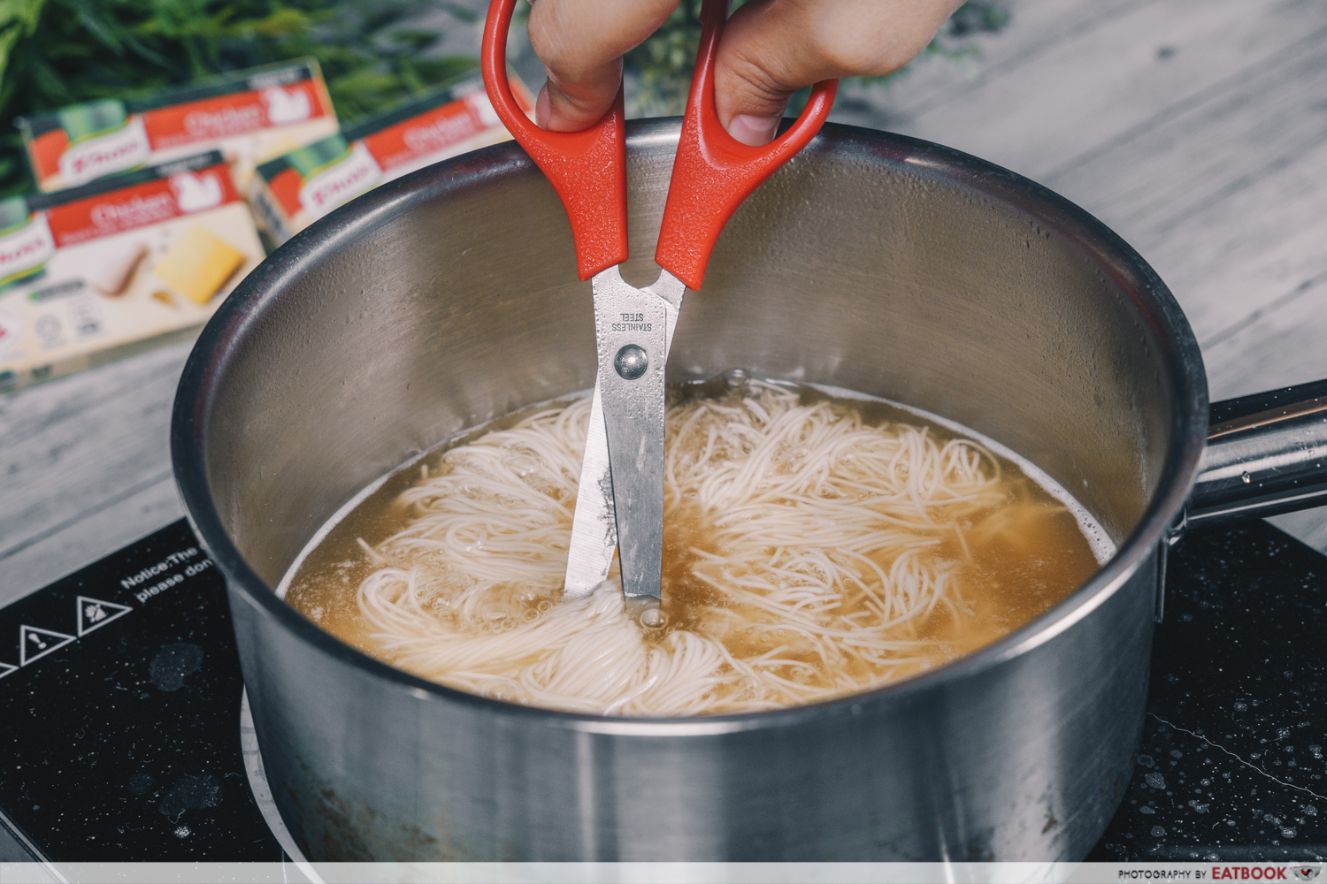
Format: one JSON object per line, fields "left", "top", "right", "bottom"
{"left": 250, "top": 76, "right": 531, "bottom": 243}
{"left": 18, "top": 59, "right": 339, "bottom": 193}
{"left": 0, "top": 151, "right": 264, "bottom": 391}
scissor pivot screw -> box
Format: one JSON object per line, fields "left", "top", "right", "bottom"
{"left": 614, "top": 345, "right": 649, "bottom": 380}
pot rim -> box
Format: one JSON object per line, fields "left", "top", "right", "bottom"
{"left": 171, "top": 119, "right": 1208, "bottom": 736}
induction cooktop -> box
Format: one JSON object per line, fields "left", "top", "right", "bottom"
{"left": 1, "top": 518, "right": 1323, "bottom": 864}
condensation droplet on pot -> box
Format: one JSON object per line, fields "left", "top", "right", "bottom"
{"left": 1241, "top": 471, "right": 1252, "bottom": 484}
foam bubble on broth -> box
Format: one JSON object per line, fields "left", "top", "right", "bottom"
{"left": 281, "top": 377, "right": 1113, "bottom": 716}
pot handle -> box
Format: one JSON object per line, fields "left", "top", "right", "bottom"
{"left": 1187, "top": 379, "right": 1327, "bottom": 525}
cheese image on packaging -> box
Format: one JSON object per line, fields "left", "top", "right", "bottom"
{"left": 17, "top": 59, "right": 338, "bottom": 193}
{"left": 154, "top": 225, "right": 245, "bottom": 305}
{"left": 0, "top": 151, "right": 264, "bottom": 392}
{"left": 251, "top": 75, "right": 532, "bottom": 243}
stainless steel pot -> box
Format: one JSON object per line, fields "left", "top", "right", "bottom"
{"left": 171, "top": 121, "right": 1327, "bottom": 861}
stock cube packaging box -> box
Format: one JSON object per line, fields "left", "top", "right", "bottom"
{"left": 250, "top": 77, "right": 531, "bottom": 243}
{"left": 0, "top": 151, "right": 264, "bottom": 391}
{"left": 18, "top": 59, "right": 338, "bottom": 193}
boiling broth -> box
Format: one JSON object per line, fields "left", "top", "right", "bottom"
{"left": 282, "top": 377, "right": 1111, "bottom": 715}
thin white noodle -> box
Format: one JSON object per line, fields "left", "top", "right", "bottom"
{"left": 295, "top": 380, "right": 1102, "bottom": 716}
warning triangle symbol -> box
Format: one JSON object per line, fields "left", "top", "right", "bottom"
{"left": 0, "top": 661, "right": 16, "bottom": 680}
{"left": 19, "top": 625, "right": 75, "bottom": 667}
{"left": 77, "top": 596, "right": 132, "bottom": 636}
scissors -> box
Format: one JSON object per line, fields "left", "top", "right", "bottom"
{"left": 482, "top": 0, "right": 836, "bottom": 619}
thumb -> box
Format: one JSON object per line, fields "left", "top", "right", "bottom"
{"left": 713, "top": 0, "right": 960, "bottom": 145}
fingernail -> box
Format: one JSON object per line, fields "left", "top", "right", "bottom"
{"left": 727, "top": 114, "right": 779, "bottom": 146}
{"left": 535, "top": 85, "right": 552, "bottom": 128}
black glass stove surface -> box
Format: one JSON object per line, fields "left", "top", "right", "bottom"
{"left": 0, "top": 522, "right": 281, "bottom": 861}
{"left": 1, "top": 519, "right": 1323, "bottom": 862}
{"left": 1093, "top": 521, "right": 1326, "bottom": 860}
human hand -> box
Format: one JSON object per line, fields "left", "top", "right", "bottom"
{"left": 528, "top": 0, "right": 963, "bottom": 145}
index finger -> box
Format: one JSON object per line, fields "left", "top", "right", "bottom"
{"left": 529, "top": 0, "right": 681, "bottom": 131}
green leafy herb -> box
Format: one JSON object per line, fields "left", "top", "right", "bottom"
{"left": 0, "top": 0, "right": 479, "bottom": 197}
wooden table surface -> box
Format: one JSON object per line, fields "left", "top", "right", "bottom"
{"left": 4, "top": 0, "right": 1326, "bottom": 606}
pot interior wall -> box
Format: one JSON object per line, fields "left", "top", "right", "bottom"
{"left": 200, "top": 125, "right": 1185, "bottom": 588}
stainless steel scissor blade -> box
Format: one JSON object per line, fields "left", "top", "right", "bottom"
{"left": 565, "top": 270, "right": 684, "bottom": 598}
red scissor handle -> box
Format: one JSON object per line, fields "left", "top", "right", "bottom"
{"left": 481, "top": 0, "right": 837, "bottom": 288}
{"left": 656, "top": 0, "right": 838, "bottom": 290}
{"left": 481, "top": 0, "right": 628, "bottom": 280}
